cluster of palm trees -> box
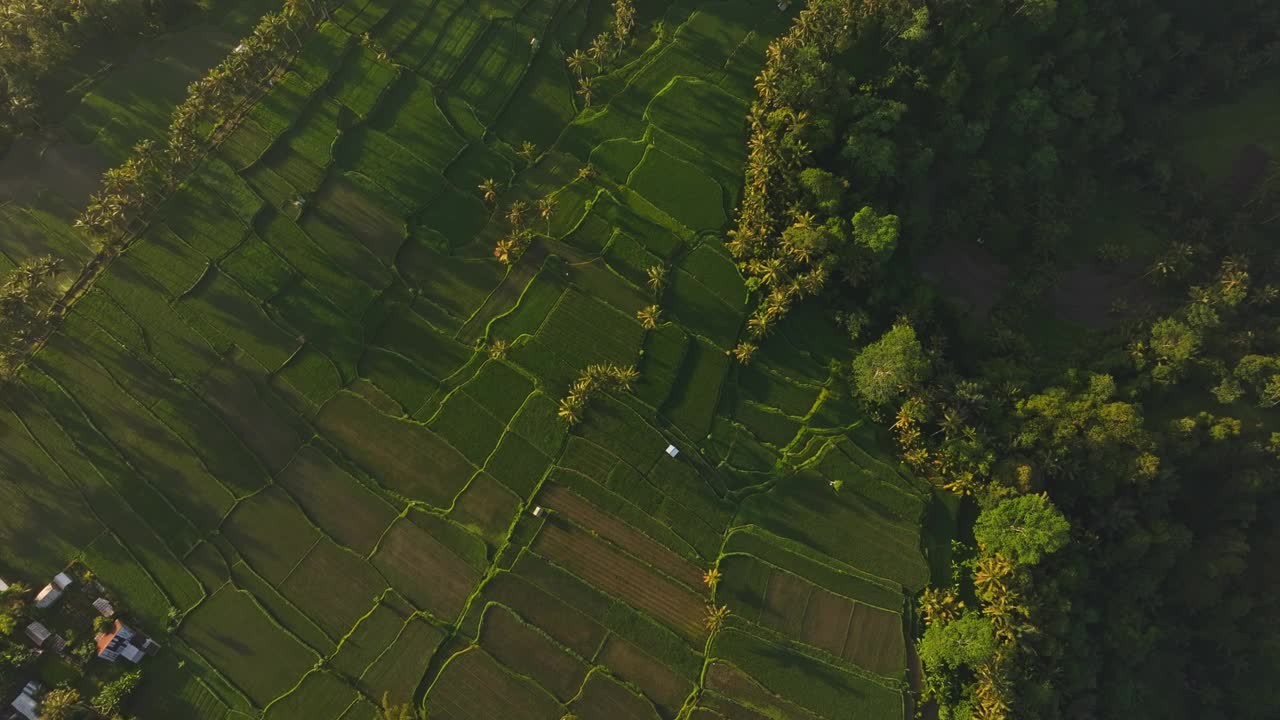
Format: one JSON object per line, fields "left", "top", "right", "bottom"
{"left": 77, "top": 0, "right": 323, "bottom": 243}
{"left": 890, "top": 392, "right": 990, "bottom": 498}
{"left": 564, "top": 0, "right": 637, "bottom": 108}
{"left": 0, "top": 254, "right": 63, "bottom": 377}
{"left": 556, "top": 362, "right": 638, "bottom": 426}
{"left": 725, "top": 1, "right": 869, "bottom": 352}
{"left": 919, "top": 554, "right": 1032, "bottom": 720}
{"left": 491, "top": 194, "right": 555, "bottom": 265}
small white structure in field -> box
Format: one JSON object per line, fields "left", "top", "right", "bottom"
{"left": 10, "top": 682, "right": 40, "bottom": 720}
{"left": 25, "top": 622, "right": 51, "bottom": 647}
{"left": 33, "top": 584, "right": 61, "bottom": 609}
{"left": 665, "top": 444, "right": 680, "bottom": 458}
{"left": 52, "top": 573, "right": 72, "bottom": 590}
{"left": 0, "top": 577, "right": 9, "bottom": 593}
{"left": 532, "top": 506, "right": 545, "bottom": 518}
{"left": 93, "top": 598, "right": 116, "bottom": 618}
{"left": 530, "top": 36, "right": 540, "bottom": 50}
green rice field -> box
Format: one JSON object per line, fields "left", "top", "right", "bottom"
{"left": 0, "top": 0, "right": 935, "bottom": 717}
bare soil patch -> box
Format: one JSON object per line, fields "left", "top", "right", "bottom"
{"left": 539, "top": 482, "right": 704, "bottom": 589}
{"left": 599, "top": 636, "right": 693, "bottom": 719}
{"left": 534, "top": 521, "right": 705, "bottom": 640}
{"left": 917, "top": 241, "right": 1010, "bottom": 320}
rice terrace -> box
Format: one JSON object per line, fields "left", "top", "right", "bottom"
{"left": 2, "top": 0, "right": 1276, "bottom": 718}
{"left": 0, "top": 0, "right": 936, "bottom": 717}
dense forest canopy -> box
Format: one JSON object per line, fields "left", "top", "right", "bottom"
{"left": 733, "top": 0, "right": 1280, "bottom": 717}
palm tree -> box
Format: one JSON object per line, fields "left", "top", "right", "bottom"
{"left": 636, "top": 304, "right": 661, "bottom": 329}
{"left": 746, "top": 311, "right": 773, "bottom": 340}
{"left": 479, "top": 178, "right": 498, "bottom": 204}
{"left": 704, "top": 604, "right": 729, "bottom": 633}
{"left": 645, "top": 264, "right": 667, "bottom": 292}
{"left": 517, "top": 141, "right": 538, "bottom": 163}
{"left": 558, "top": 396, "right": 583, "bottom": 426}
{"left": 37, "top": 688, "right": 83, "bottom": 720}
{"left": 506, "top": 200, "right": 528, "bottom": 229}
{"left": 577, "top": 164, "right": 597, "bottom": 181}
{"left": 488, "top": 339, "right": 509, "bottom": 359}
{"left": 731, "top": 342, "right": 757, "bottom": 365}
{"left": 537, "top": 196, "right": 557, "bottom": 231}
{"left": 493, "top": 237, "right": 518, "bottom": 265}
{"left": 702, "top": 568, "right": 721, "bottom": 591}
{"left": 918, "top": 587, "right": 964, "bottom": 627}
{"left": 607, "top": 364, "right": 639, "bottom": 391}
{"left": 973, "top": 555, "right": 1014, "bottom": 598}
{"left": 588, "top": 35, "right": 611, "bottom": 63}
{"left": 576, "top": 76, "right": 595, "bottom": 107}
{"left": 566, "top": 49, "right": 589, "bottom": 77}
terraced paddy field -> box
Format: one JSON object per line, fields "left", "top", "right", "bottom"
{"left": 0, "top": 0, "right": 933, "bottom": 717}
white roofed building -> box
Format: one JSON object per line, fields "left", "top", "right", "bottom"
{"left": 10, "top": 683, "right": 39, "bottom": 720}
{"left": 33, "top": 584, "right": 61, "bottom": 609}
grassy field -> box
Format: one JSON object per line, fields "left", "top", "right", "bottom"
{"left": 0, "top": 0, "right": 936, "bottom": 718}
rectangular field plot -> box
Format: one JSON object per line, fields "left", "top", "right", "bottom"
{"left": 428, "top": 390, "right": 507, "bottom": 464}
{"left": 598, "top": 635, "right": 695, "bottom": 720}
{"left": 449, "top": 19, "right": 530, "bottom": 124}
{"left": 666, "top": 268, "right": 744, "bottom": 349}
{"left": 277, "top": 445, "right": 399, "bottom": 554}
{"left": 537, "top": 483, "right": 704, "bottom": 589}
{"left": 481, "top": 422, "right": 552, "bottom": 497}
{"left": 223, "top": 486, "right": 321, "bottom": 585}
{"left": 457, "top": 359, "right": 535, "bottom": 421}
{"left": 735, "top": 470, "right": 930, "bottom": 592}
{"left": 264, "top": 670, "right": 356, "bottom": 720}
{"left": 628, "top": 146, "right": 727, "bottom": 232}
{"left": 449, "top": 471, "right": 521, "bottom": 545}
{"left": 701, "top": 662, "right": 824, "bottom": 720}
{"left": 488, "top": 268, "right": 567, "bottom": 343}
{"left": 333, "top": 601, "right": 412, "bottom": 678}
{"left": 179, "top": 269, "right": 298, "bottom": 371}
{"left": 426, "top": 646, "right": 565, "bottom": 720}
{"left": 398, "top": 240, "right": 506, "bottom": 324}
{"left": 317, "top": 391, "right": 475, "bottom": 507}
{"left": 279, "top": 538, "right": 388, "bottom": 640}
{"left": 371, "top": 515, "right": 484, "bottom": 620}
{"left": 476, "top": 572, "right": 609, "bottom": 658}
{"left": 331, "top": 47, "right": 399, "bottom": 117}
{"left": 375, "top": 75, "right": 467, "bottom": 167}
{"left": 662, "top": 336, "right": 731, "bottom": 439}
{"left": 335, "top": 126, "right": 445, "bottom": 208}
{"left": 179, "top": 587, "right": 317, "bottom": 708}
{"left": 717, "top": 554, "right": 905, "bottom": 677}
{"left": 373, "top": 306, "right": 475, "bottom": 380}
{"left": 312, "top": 173, "right": 406, "bottom": 265}
{"left": 478, "top": 604, "right": 589, "bottom": 703}
{"left": 357, "top": 617, "right": 446, "bottom": 701}
{"left": 568, "top": 669, "right": 662, "bottom": 720}
{"left": 509, "top": 289, "right": 646, "bottom": 389}
{"left": 722, "top": 527, "right": 904, "bottom": 610}
{"left": 646, "top": 76, "right": 751, "bottom": 173}
{"left": 532, "top": 521, "right": 706, "bottom": 641}
{"left": 201, "top": 351, "right": 310, "bottom": 472}
{"left": 709, "top": 628, "right": 904, "bottom": 720}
